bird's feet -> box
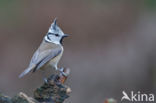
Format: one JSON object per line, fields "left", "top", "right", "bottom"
{"left": 59, "top": 67, "right": 64, "bottom": 72}
{"left": 44, "top": 78, "right": 48, "bottom": 83}
{"left": 58, "top": 67, "right": 70, "bottom": 77}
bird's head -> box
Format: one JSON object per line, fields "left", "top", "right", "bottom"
{"left": 45, "top": 18, "right": 69, "bottom": 45}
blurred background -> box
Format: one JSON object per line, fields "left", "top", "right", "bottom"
{"left": 0, "top": 0, "right": 156, "bottom": 103}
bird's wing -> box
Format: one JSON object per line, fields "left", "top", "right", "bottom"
{"left": 30, "top": 49, "right": 51, "bottom": 65}
{"left": 32, "top": 49, "right": 62, "bottom": 72}
{"left": 19, "top": 46, "right": 62, "bottom": 78}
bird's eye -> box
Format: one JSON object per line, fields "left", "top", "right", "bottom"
{"left": 55, "top": 34, "right": 59, "bottom": 37}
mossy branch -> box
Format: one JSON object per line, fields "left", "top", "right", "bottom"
{"left": 0, "top": 68, "right": 71, "bottom": 103}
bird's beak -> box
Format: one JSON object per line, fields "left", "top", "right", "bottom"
{"left": 63, "top": 34, "right": 69, "bottom": 37}
{"left": 60, "top": 34, "right": 69, "bottom": 44}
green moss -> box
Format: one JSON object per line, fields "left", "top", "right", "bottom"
{"left": 11, "top": 96, "right": 29, "bottom": 103}
{"left": 0, "top": 92, "right": 12, "bottom": 103}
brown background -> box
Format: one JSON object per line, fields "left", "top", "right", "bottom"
{"left": 0, "top": 0, "right": 156, "bottom": 103}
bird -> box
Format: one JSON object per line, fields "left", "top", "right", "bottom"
{"left": 19, "top": 18, "right": 69, "bottom": 78}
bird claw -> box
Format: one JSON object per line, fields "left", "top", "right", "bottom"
{"left": 59, "top": 67, "right": 64, "bottom": 72}
{"left": 44, "top": 78, "right": 48, "bottom": 83}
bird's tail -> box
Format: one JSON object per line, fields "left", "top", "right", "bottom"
{"left": 19, "top": 67, "right": 32, "bottom": 78}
